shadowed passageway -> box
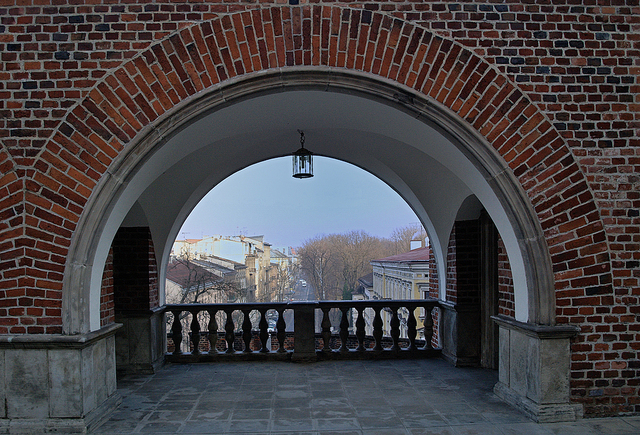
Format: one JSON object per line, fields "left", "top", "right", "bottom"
{"left": 92, "top": 360, "right": 639, "bottom": 435}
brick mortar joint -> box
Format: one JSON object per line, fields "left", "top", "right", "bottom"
{"left": 23, "top": 3, "right": 536, "bottom": 154}
{"left": 0, "top": 5, "right": 625, "bottom": 293}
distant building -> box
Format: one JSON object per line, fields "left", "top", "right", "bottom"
{"left": 165, "top": 259, "right": 227, "bottom": 305}
{"left": 171, "top": 235, "right": 296, "bottom": 302}
{"left": 369, "top": 245, "right": 431, "bottom": 338}
{"left": 195, "top": 255, "right": 248, "bottom": 291}
{"left": 172, "top": 238, "right": 202, "bottom": 257}
{"left": 270, "top": 246, "right": 293, "bottom": 270}
{"left": 354, "top": 272, "right": 374, "bottom": 299}
{"left": 410, "top": 233, "right": 428, "bottom": 251}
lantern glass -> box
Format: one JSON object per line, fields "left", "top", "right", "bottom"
{"left": 292, "top": 147, "right": 313, "bottom": 178}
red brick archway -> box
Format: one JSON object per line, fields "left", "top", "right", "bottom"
{"left": 1, "top": 5, "right": 609, "bottom": 336}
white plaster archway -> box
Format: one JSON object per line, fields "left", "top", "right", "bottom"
{"left": 63, "top": 69, "right": 553, "bottom": 334}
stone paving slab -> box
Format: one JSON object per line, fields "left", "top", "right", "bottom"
{"left": 91, "top": 359, "right": 640, "bottom": 435}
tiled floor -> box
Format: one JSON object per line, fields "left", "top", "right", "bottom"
{"left": 92, "top": 359, "right": 640, "bottom": 435}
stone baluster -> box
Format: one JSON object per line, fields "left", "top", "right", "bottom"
{"left": 407, "top": 304, "right": 417, "bottom": 351}
{"left": 276, "top": 307, "right": 286, "bottom": 352}
{"left": 164, "top": 300, "right": 442, "bottom": 360}
{"left": 372, "top": 306, "right": 383, "bottom": 351}
{"left": 170, "top": 309, "right": 183, "bottom": 355}
{"left": 224, "top": 308, "right": 235, "bottom": 353}
{"left": 207, "top": 309, "right": 218, "bottom": 354}
{"left": 190, "top": 309, "right": 201, "bottom": 354}
{"left": 242, "top": 309, "right": 252, "bottom": 353}
{"left": 321, "top": 307, "right": 332, "bottom": 352}
{"left": 423, "top": 305, "right": 434, "bottom": 349}
{"left": 390, "top": 306, "right": 400, "bottom": 351}
{"left": 258, "top": 308, "right": 269, "bottom": 353}
{"left": 339, "top": 307, "right": 350, "bottom": 353}
{"left": 355, "top": 306, "right": 365, "bottom": 352}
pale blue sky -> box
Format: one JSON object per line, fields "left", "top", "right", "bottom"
{"left": 178, "top": 157, "right": 421, "bottom": 248}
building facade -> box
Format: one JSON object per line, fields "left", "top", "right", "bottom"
{"left": 172, "top": 235, "right": 294, "bottom": 302}
{"left": 371, "top": 246, "right": 431, "bottom": 339}
{"left": 0, "top": 1, "right": 638, "bottom": 431}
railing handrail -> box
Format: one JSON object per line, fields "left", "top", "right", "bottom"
{"left": 163, "top": 301, "right": 290, "bottom": 312}
{"left": 163, "top": 298, "right": 441, "bottom": 361}
{"left": 163, "top": 298, "right": 440, "bottom": 312}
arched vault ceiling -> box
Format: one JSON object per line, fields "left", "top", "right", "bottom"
{"left": 58, "top": 5, "right": 609, "bottom": 333}
{"left": 128, "top": 90, "right": 516, "bottom": 304}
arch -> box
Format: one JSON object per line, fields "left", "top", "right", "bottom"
{"left": 10, "top": 5, "right": 604, "bottom": 333}
{"left": 61, "top": 71, "right": 536, "bottom": 333}
{"left": 455, "top": 195, "right": 484, "bottom": 221}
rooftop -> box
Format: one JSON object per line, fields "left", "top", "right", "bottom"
{"left": 92, "top": 359, "right": 639, "bottom": 434}
{"left": 372, "top": 246, "right": 431, "bottom": 264}
{"left": 165, "top": 260, "right": 222, "bottom": 288}
{"left": 357, "top": 272, "right": 374, "bottom": 288}
{"left": 193, "top": 259, "right": 236, "bottom": 277}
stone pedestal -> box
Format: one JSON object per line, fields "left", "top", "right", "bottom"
{"left": 493, "top": 315, "right": 583, "bottom": 422}
{"left": 115, "top": 308, "right": 165, "bottom": 374}
{"left": 291, "top": 302, "right": 318, "bottom": 362}
{"left": 0, "top": 324, "right": 121, "bottom": 433}
{"left": 440, "top": 302, "right": 481, "bottom": 367}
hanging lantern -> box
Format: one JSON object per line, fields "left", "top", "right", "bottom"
{"left": 292, "top": 130, "right": 313, "bottom": 179}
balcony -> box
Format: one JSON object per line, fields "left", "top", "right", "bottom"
{"left": 94, "top": 300, "right": 640, "bottom": 434}
{"left": 163, "top": 299, "right": 441, "bottom": 363}
{"left": 92, "top": 358, "right": 640, "bottom": 435}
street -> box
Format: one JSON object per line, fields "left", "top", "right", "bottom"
{"left": 282, "top": 278, "right": 315, "bottom": 331}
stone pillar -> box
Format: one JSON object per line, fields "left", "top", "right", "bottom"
{"left": 112, "top": 227, "right": 163, "bottom": 374}
{"left": 441, "top": 220, "right": 482, "bottom": 366}
{"left": 291, "top": 302, "right": 318, "bottom": 362}
{"left": 479, "top": 211, "right": 499, "bottom": 369}
{"left": 493, "top": 315, "right": 582, "bottom": 422}
{"left": 115, "top": 308, "right": 165, "bottom": 374}
{"left": 440, "top": 302, "right": 481, "bottom": 366}
{"left": 0, "top": 324, "right": 121, "bottom": 433}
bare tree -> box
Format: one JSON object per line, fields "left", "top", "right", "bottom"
{"left": 335, "top": 230, "right": 388, "bottom": 296}
{"left": 166, "top": 252, "right": 242, "bottom": 305}
{"left": 297, "top": 225, "right": 428, "bottom": 301}
{"left": 298, "top": 231, "right": 391, "bottom": 300}
{"left": 390, "top": 223, "right": 427, "bottom": 254}
{"left": 298, "top": 234, "right": 339, "bottom": 300}
{"left": 270, "top": 261, "right": 299, "bottom": 302}
{"left": 166, "top": 252, "right": 249, "bottom": 352}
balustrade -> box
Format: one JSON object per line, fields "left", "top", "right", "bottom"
{"left": 164, "top": 299, "right": 440, "bottom": 363}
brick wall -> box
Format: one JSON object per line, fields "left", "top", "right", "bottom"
{"left": 497, "top": 236, "right": 515, "bottom": 318}
{"left": 0, "top": 1, "right": 637, "bottom": 416}
{"left": 445, "top": 226, "right": 457, "bottom": 303}
{"left": 445, "top": 220, "right": 482, "bottom": 306}
{"left": 100, "top": 247, "right": 115, "bottom": 327}
{"left": 428, "top": 242, "right": 439, "bottom": 299}
{"left": 112, "top": 227, "right": 159, "bottom": 312}
{"left": 453, "top": 220, "right": 481, "bottom": 306}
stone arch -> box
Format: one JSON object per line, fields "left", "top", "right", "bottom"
{"left": 10, "top": 5, "right": 607, "bottom": 334}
